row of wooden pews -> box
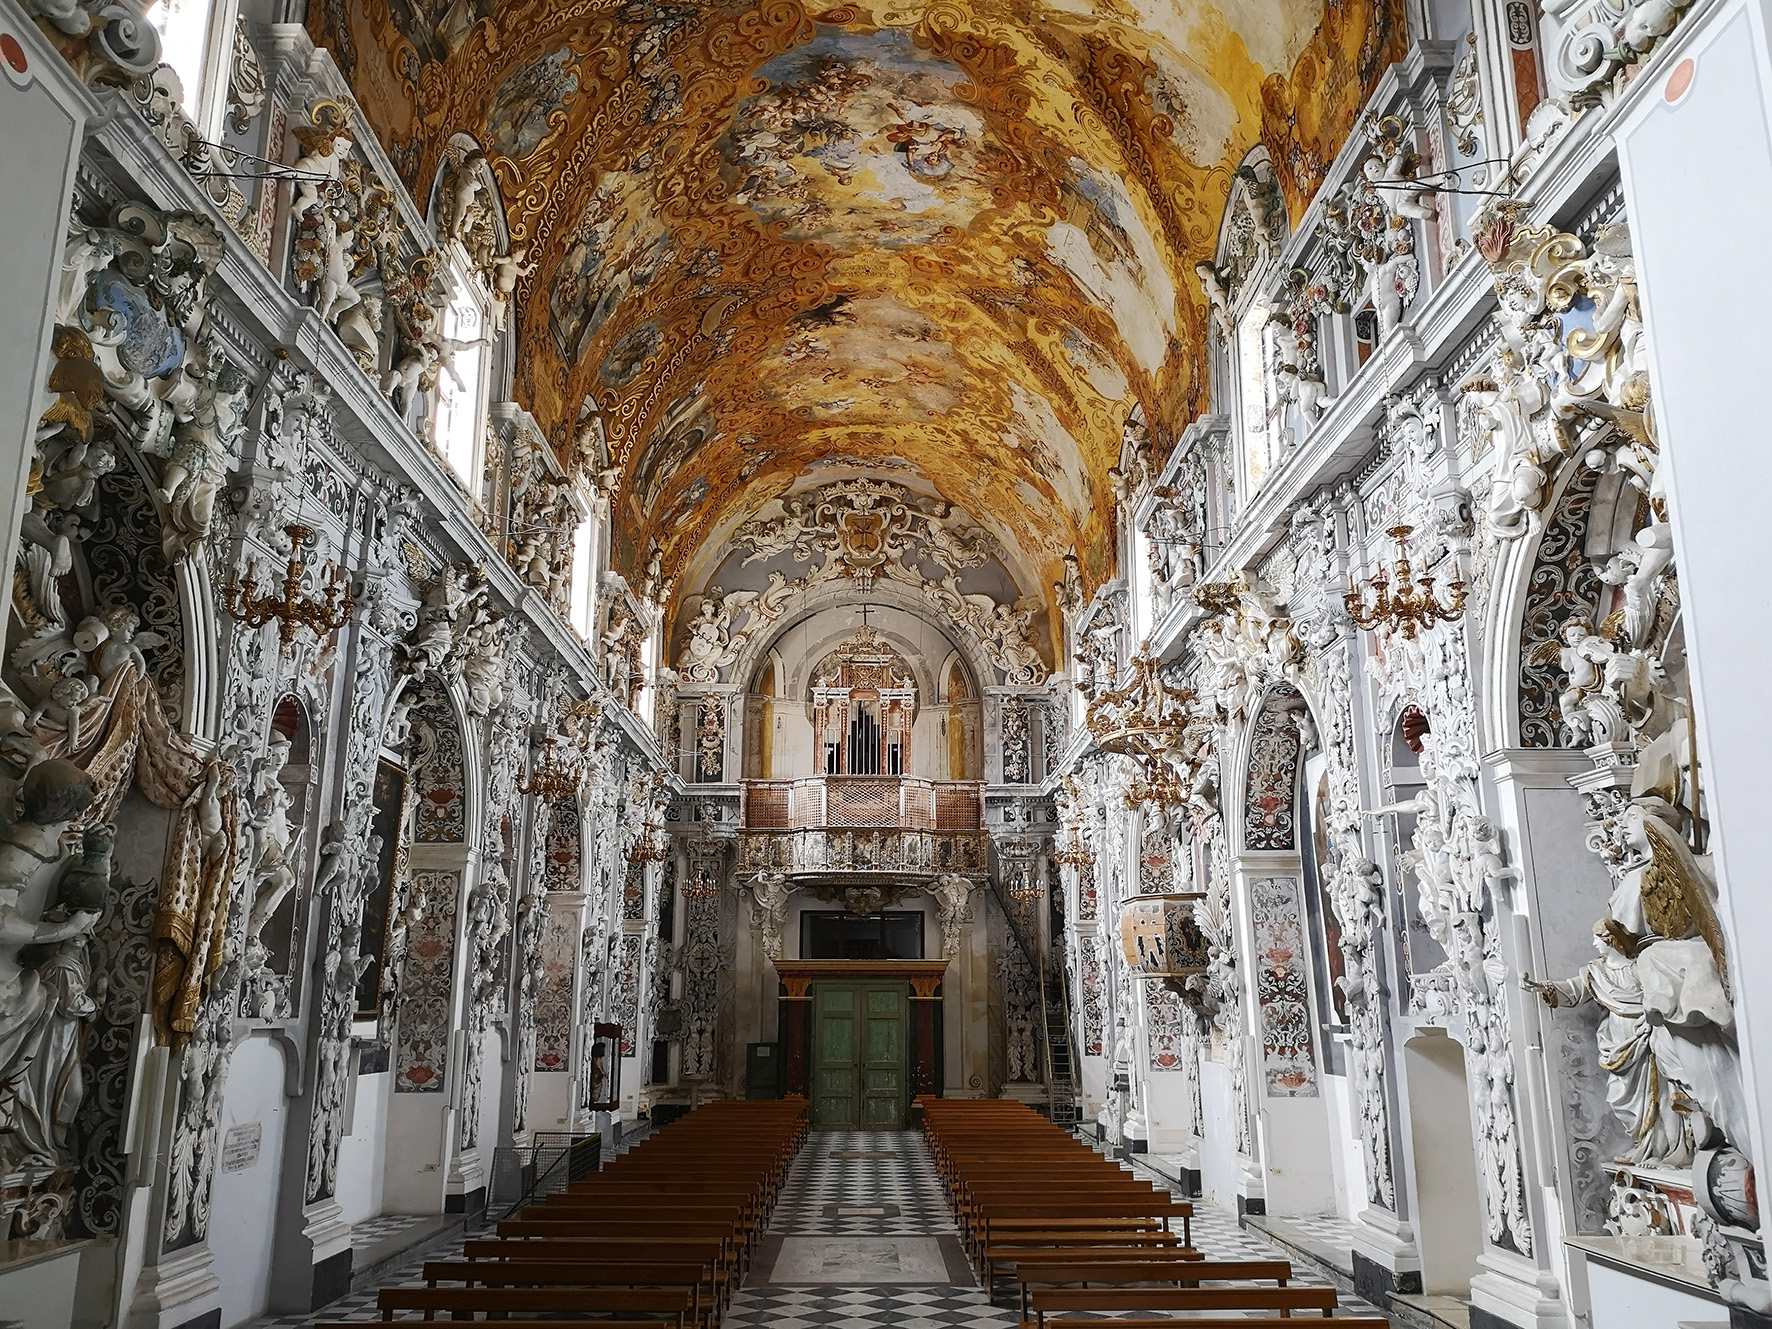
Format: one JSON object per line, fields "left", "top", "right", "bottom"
{"left": 922, "top": 1097, "right": 1388, "bottom": 1327}
{"left": 320, "top": 1100, "right": 806, "bottom": 1329}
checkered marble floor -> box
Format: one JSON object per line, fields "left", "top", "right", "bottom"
{"left": 239, "top": 1120, "right": 1378, "bottom": 1329}
{"left": 723, "top": 1131, "right": 1015, "bottom": 1327}
{"left": 771, "top": 1130, "right": 957, "bottom": 1235}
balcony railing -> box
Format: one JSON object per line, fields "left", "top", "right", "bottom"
{"left": 741, "top": 777, "right": 984, "bottom": 832}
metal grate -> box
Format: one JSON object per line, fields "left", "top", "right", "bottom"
{"left": 827, "top": 778, "right": 899, "bottom": 827}
{"left": 934, "top": 786, "right": 981, "bottom": 830}
{"left": 740, "top": 777, "right": 982, "bottom": 831}
{"left": 745, "top": 783, "right": 790, "bottom": 829}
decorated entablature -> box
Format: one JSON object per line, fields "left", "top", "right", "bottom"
{"left": 668, "top": 477, "right": 1053, "bottom": 689}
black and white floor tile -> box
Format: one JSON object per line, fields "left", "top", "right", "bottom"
{"left": 770, "top": 1130, "right": 956, "bottom": 1236}
{"left": 242, "top": 1119, "right": 1379, "bottom": 1328}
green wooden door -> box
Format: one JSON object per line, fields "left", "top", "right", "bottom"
{"left": 812, "top": 985, "right": 858, "bottom": 1129}
{"left": 812, "top": 982, "right": 908, "bottom": 1129}
{"left": 861, "top": 985, "right": 906, "bottom": 1128}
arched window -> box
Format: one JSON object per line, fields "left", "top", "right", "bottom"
{"left": 567, "top": 520, "right": 596, "bottom": 639}
{"left": 431, "top": 259, "right": 490, "bottom": 487}
{"left": 1236, "top": 296, "right": 1281, "bottom": 499}
{"left": 145, "top": 0, "right": 230, "bottom": 127}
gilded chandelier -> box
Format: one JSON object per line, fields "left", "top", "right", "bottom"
{"left": 1083, "top": 645, "right": 1200, "bottom": 809}
{"left": 629, "top": 814, "right": 670, "bottom": 863}
{"left": 1053, "top": 829, "right": 1095, "bottom": 868}
{"left": 682, "top": 865, "right": 721, "bottom": 902}
{"left": 1343, "top": 525, "right": 1467, "bottom": 640}
{"left": 520, "top": 695, "right": 603, "bottom": 801}
{"left": 518, "top": 742, "right": 579, "bottom": 801}
{"left": 1007, "top": 862, "right": 1044, "bottom": 901}
{"left": 225, "top": 524, "right": 354, "bottom": 644}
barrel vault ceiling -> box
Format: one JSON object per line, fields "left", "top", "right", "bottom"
{"left": 311, "top": 0, "right": 1403, "bottom": 613}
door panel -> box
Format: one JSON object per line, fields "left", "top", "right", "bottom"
{"left": 861, "top": 984, "right": 906, "bottom": 1129}
{"left": 812, "top": 985, "right": 857, "bottom": 1129}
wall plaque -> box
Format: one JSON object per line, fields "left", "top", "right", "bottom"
{"left": 222, "top": 1121, "right": 262, "bottom": 1173}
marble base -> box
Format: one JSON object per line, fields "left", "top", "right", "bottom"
{"left": 768, "top": 1237, "right": 951, "bottom": 1284}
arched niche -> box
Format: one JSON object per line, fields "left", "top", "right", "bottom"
{"left": 1242, "top": 683, "right": 1346, "bottom": 1049}
{"left": 738, "top": 604, "right": 982, "bottom": 781}
{"left": 2, "top": 447, "right": 221, "bottom": 1241}
{"left": 250, "top": 693, "right": 322, "bottom": 1017}
{"left": 409, "top": 677, "right": 468, "bottom": 845}
{"left": 1481, "top": 439, "right": 1691, "bottom": 767}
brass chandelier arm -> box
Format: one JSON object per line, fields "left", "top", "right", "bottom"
{"left": 224, "top": 523, "right": 355, "bottom": 644}
{"left": 1343, "top": 525, "right": 1468, "bottom": 640}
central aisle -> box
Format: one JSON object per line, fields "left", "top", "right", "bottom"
{"left": 723, "top": 1129, "right": 1020, "bottom": 1327}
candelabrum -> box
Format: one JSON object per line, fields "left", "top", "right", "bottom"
{"left": 1083, "top": 644, "right": 1203, "bottom": 812}
{"left": 682, "top": 865, "right": 721, "bottom": 902}
{"left": 1053, "top": 828, "right": 1095, "bottom": 869}
{"left": 225, "top": 524, "right": 354, "bottom": 644}
{"left": 629, "top": 818, "right": 670, "bottom": 863}
{"left": 1007, "top": 862, "right": 1044, "bottom": 902}
{"left": 1343, "top": 524, "right": 1467, "bottom": 640}
{"left": 518, "top": 742, "right": 580, "bottom": 801}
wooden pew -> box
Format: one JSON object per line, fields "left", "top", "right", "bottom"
{"left": 1012, "top": 1257, "right": 1293, "bottom": 1321}
{"left": 1036, "top": 1320, "right": 1389, "bottom": 1329}
{"left": 341, "top": 1100, "right": 806, "bottom": 1328}
{"left": 1028, "top": 1285, "right": 1352, "bottom": 1327}
{"left": 375, "top": 1284, "right": 697, "bottom": 1326}
{"left": 423, "top": 1257, "right": 721, "bottom": 1322}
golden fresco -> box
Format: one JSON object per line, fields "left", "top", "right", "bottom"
{"left": 311, "top": 0, "right": 1403, "bottom": 609}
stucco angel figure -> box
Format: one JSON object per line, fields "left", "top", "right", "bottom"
{"left": 461, "top": 615, "right": 509, "bottom": 718}
{"left": 682, "top": 590, "right": 755, "bottom": 683}
{"left": 313, "top": 214, "right": 363, "bottom": 328}
{"left": 289, "top": 116, "right": 353, "bottom": 225}
{"left": 0, "top": 759, "right": 104, "bottom": 1171}
{"left": 1194, "top": 260, "right": 1233, "bottom": 340}
{"left": 932, "top": 872, "right": 976, "bottom": 960}
{"left": 244, "top": 735, "right": 300, "bottom": 942}
{"left": 747, "top": 871, "right": 791, "bottom": 961}
{"left": 402, "top": 565, "right": 478, "bottom": 679}
{"left": 335, "top": 293, "right": 384, "bottom": 374}
{"left": 381, "top": 299, "right": 443, "bottom": 414}
{"left": 488, "top": 248, "right": 535, "bottom": 334}
{"left": 442, "top": 150, "right": 489, "bottom": 242}
{"left": 157, "top": 359, "right": 251, "bottom": 564}
{"left": 1598, "top": 520, "right": 1675, "bottom": 650}
{"left": 1361, "top": 236, "right": 1420, "bottom": 337}
{"left": 1266, "top": 306, "right": 1328, "bottom": 424}
{"left": 1543, "top": 622, "right": 1615, "bottom": 746}
{"left": 1524, "top": 914, "right": 1747, "bottom": 1166}
{"left": 1361, "top": 126, "right": 1437, "bottom": 223}
{"left": 601, "top": 608, "right": 639, "bottom": 702}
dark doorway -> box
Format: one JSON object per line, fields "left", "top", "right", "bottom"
{"left": 801, "top": 910, "right": 924, "bottom": 960}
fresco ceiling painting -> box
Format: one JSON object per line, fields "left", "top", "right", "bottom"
{"left": 312, "top": 0, "right": 1403, "bottom": 638}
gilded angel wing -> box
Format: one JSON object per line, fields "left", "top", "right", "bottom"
{"left": 1640, "top": 813, "right": 1730, "bottom": 992}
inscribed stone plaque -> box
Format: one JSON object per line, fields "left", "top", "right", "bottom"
{"left": 221, "top": 1122, "right": 262, "bottom": 1172}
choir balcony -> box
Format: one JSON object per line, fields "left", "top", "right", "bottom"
{"left": 737, "top": 777, "right": 988, "bottom": 879}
